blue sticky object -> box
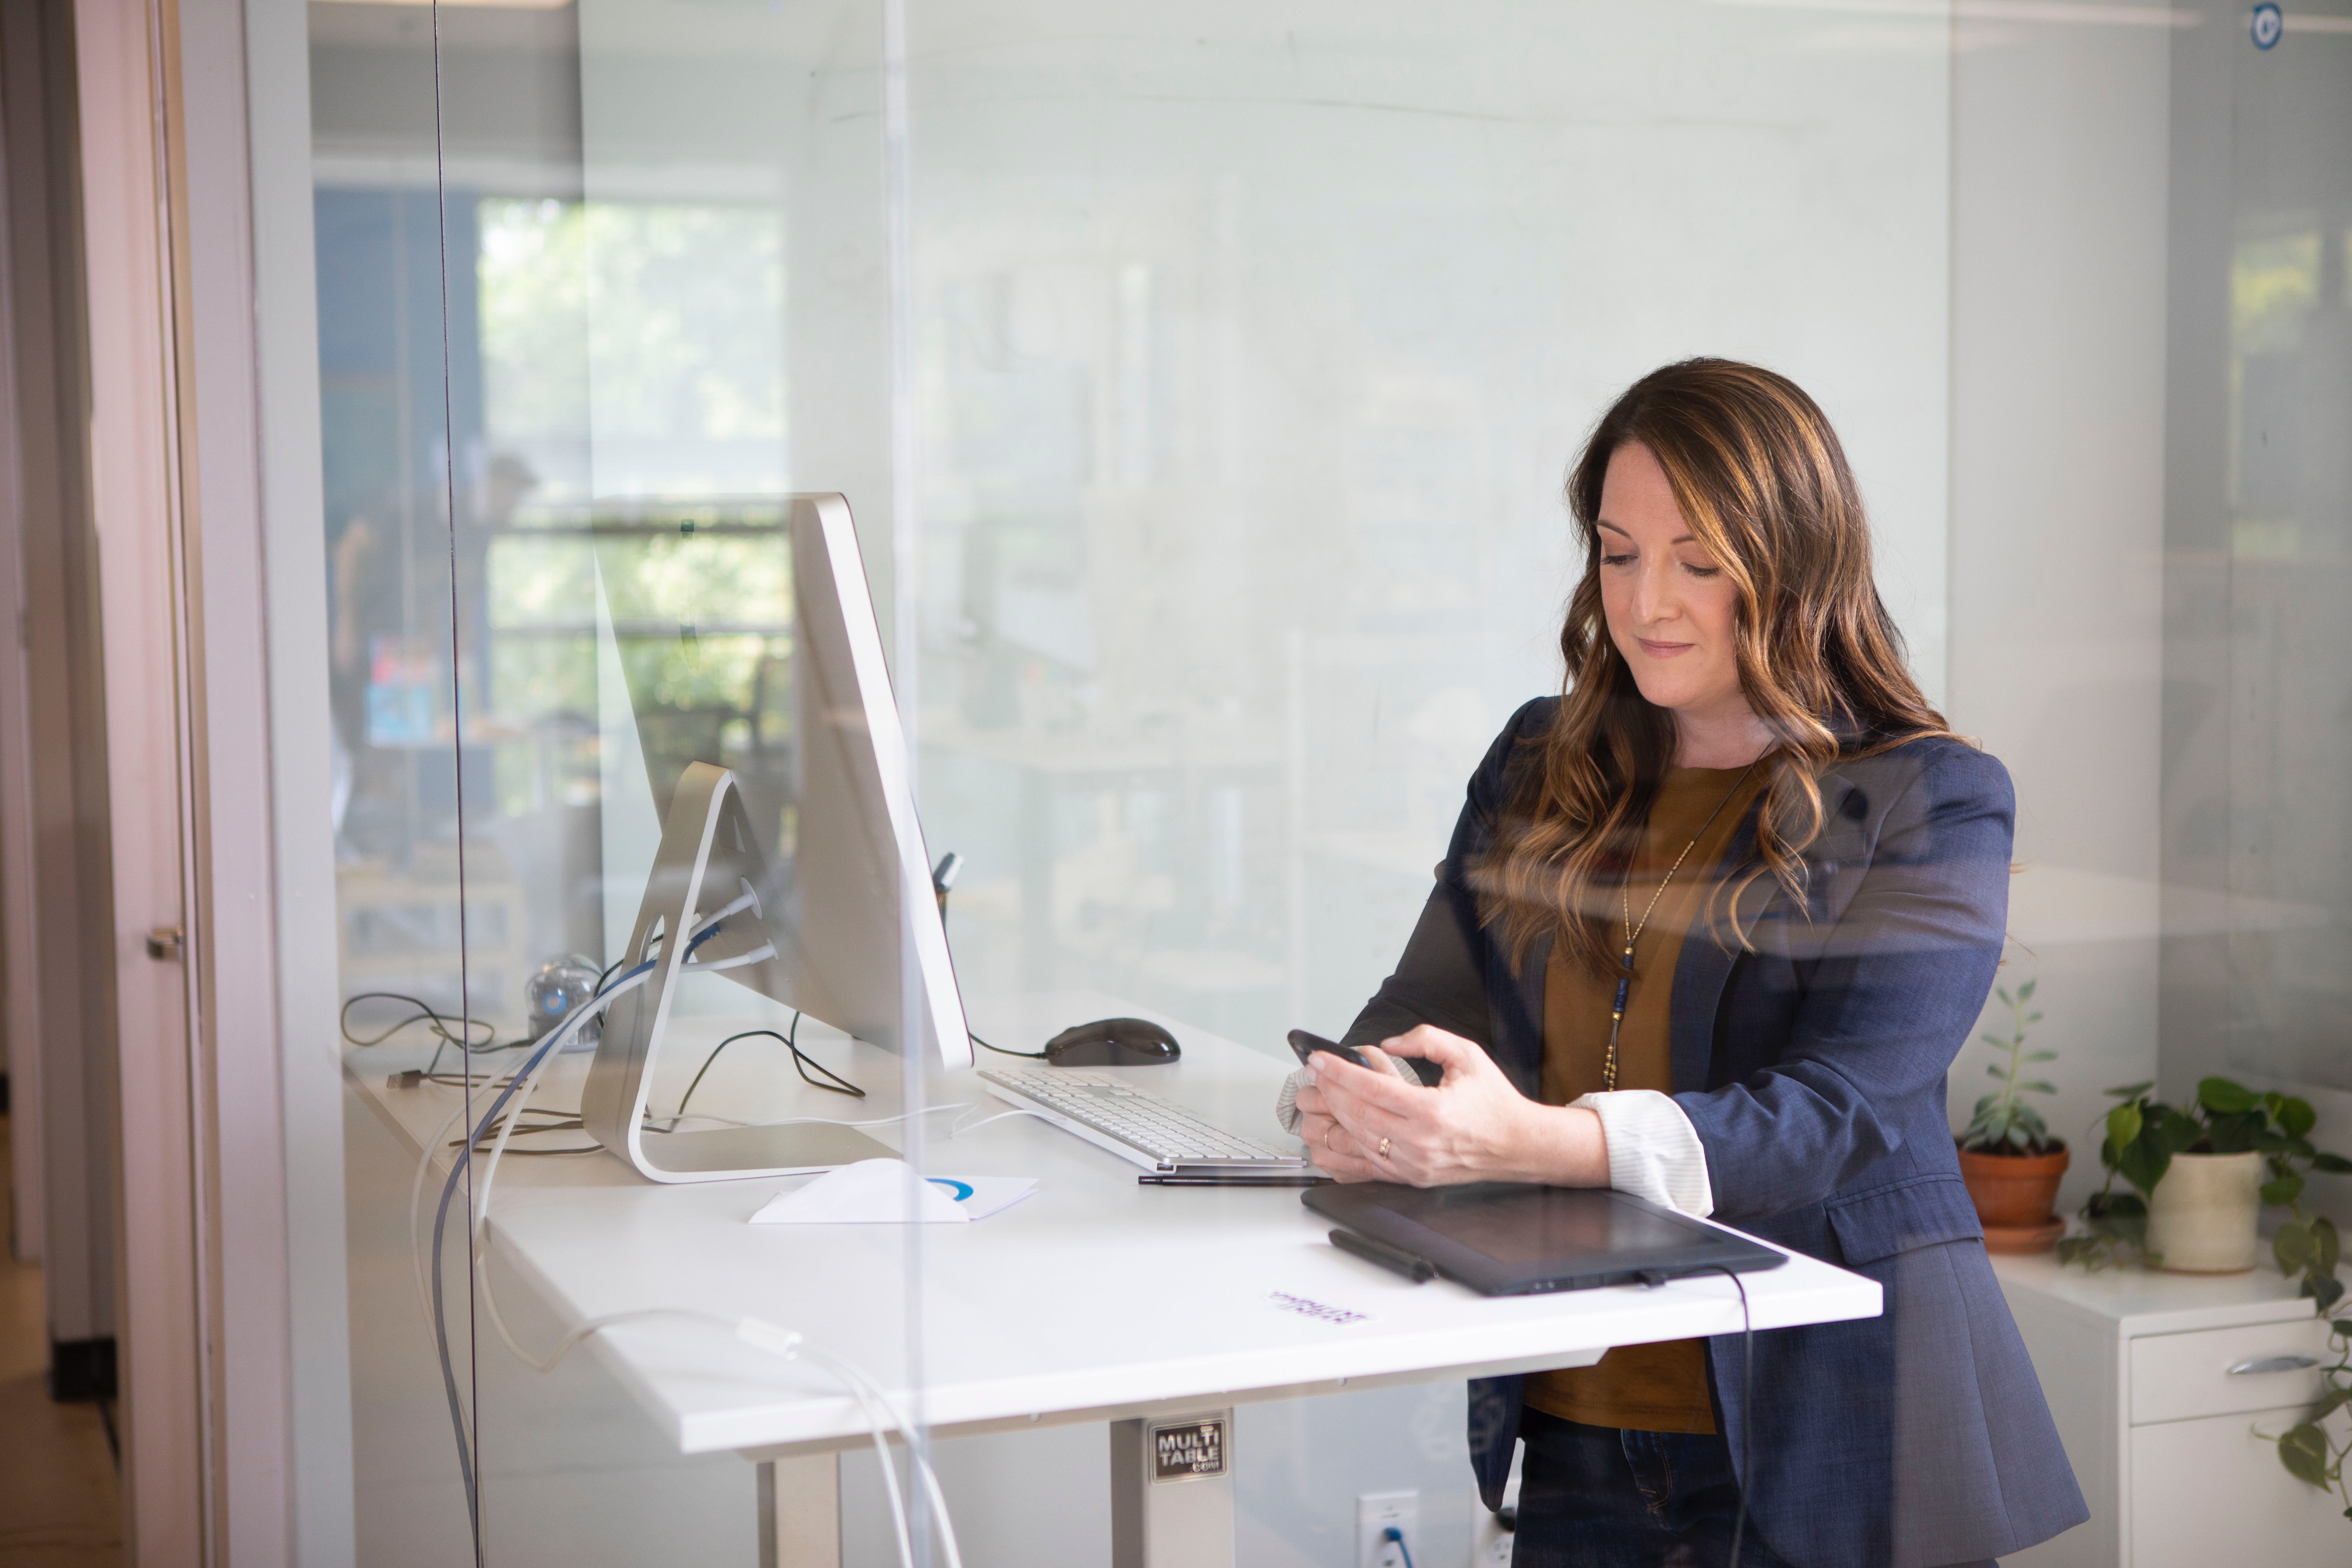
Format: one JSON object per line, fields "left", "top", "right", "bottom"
{"left": 927, "top": 1178, "right": 975, "bottom": 1202}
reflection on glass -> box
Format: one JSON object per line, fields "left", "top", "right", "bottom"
{"left": 904, "top": 5, "right": 1955, "bottom": 1056}
{"left": 2221, "top": 37, "right": 2352, "bottom": 1092}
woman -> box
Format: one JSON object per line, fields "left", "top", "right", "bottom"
{"left": 1287, "top": 360, "right": 2084, "bottom": 1568}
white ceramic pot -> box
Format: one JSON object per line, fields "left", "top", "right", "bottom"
{"left": 2146, "top": 1150, "right": 2263, "bottom": 1273}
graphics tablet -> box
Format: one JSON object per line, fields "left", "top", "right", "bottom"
{"left": 1304, "top": 1182, "right": 1787, "bottom": 1296}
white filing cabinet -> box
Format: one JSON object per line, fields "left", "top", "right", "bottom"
{"left": 1993, "top": 1254, "right": 2349, "bottom": 1567}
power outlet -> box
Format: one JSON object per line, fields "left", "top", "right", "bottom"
{"left": 1470, "top": 1444, "right": 1524, "bottom": 1567}
{"left": 1357, "top": 1490, "right": 1419, "bottom": 1568}
{"left": 1471, "top": 1502, "right": 1514, "bottom": 1566}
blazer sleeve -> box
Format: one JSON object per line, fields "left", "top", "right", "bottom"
{"left": 1337, "top": 697, "right": 1553, "bottom": 1055}
{"left": 1674, "top": 744, "right": 2015, "bottom": 1219}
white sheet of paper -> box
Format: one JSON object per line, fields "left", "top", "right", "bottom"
{"left": 748, "top": 1158, "right": 1038, "bottom": 1225}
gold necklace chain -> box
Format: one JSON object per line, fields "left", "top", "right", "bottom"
{"left": 1603, "top": 761, "right": 1761, "bottom": 1092}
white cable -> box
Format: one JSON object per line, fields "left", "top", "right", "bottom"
{"left": 740, "top": 1317, "right": 966, "bottom": 1568}
{"left": 799, "top": 1341, "right": 964, "bottom": 1568}
{"left": 681, "top": 942, "right": 778, "bottom": 975}
{"left": 641, "top": 1110, "right": 749, "bottom": 1133}
{"left": 947, "top": 1106, "right": 1058, "bottom": 1139}
{"left": 822, "top": 1353, "right": 961, "bottom": 1568}
{"left": 478, "top": 1298, "right": 736, "bottom": 1377}
{"left": 457, "top": 966, "right": 946, "bottom": 1359}
{"left": 408, "top": 971, "right": 631, "bottom": 1339}
{"left": 799, "top": 1346, "right": 915, "bottom": 1568}
{"left": 465, "top": 1281, "right": 919, "bottom": 1568}
{"left": 748, "top": 1102, "right": 971, "bottom": 1133}
{"left": 454, "top": 1239, "right": 963, "bottom": 1568}
{"left": 689, "top": 883, "right": 762, "bottom": 932}
{"left": 474, "top": 1042, "right": 553, "bottom": 1236}
{"left": 473, "top": 969, "right": 645, "bottom": 1234}
{"left": 410, "top": 1094, "right": 474, "bottom": 1326}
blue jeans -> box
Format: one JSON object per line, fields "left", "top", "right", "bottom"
{"left": 1508, "top": 1411, "right": 1799, "bottom": 1568}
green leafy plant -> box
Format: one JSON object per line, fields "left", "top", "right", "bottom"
{"left": 2060, "top": 1078, "right": 2352, "bottom": 1509}
{"left": 1959, "top": 980, "right": 2057, "bottom": 1154}
{"left": 2260, "top": 1316, "right": 2352, "bottom": 1521}
{"left": 2058, "top": 1078, "right": 2352, "bottom": 1297}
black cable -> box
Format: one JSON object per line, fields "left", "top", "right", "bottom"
{"left": 674, "top": 1013, "right": 864, "bottom": 1124}
{"left": 971, "top": 1033, "right": 1047, "bottom": 1059}
{"left": 342, "top": 991, "right": 525, "bottom": 1082}
{"left": 341, "top": 992, "right": 493, "bottom": 1049}
{"left": 1706, "top": 1264, "right": 1757, "bottom": 1568}
{"left": 446, "top": 1110, "right": 585, "bottom": 1149}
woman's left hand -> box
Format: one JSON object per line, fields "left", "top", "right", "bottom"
{"left": 1294, "top": 1025, "right": 1607, "bottom": 1188}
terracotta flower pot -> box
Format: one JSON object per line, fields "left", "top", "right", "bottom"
{"left": 1959, "top": 1142, "right": 2069, "bottom": 1253}
{"left": 2146, "top": 1150, "right": 2263, "bottom": 1273}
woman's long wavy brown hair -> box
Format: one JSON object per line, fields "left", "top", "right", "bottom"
{"left": 1483, "top": 357, "right": 1956, "bottom": 975}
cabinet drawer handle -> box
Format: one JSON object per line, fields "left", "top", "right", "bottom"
{"left": 2226, "top": 1355, "right": 2320, "bottom": 1376}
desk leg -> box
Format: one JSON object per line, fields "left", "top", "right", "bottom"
{"left": 757, "top": 1455, "right": 841, "bottom": 1568}
{"left": 1111, "top": 1409, "right": 1236, "bottom": 1568}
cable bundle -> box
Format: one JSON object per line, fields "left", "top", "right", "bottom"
{"left": 412, "top": 901, "right": 962, "bottom": 1567}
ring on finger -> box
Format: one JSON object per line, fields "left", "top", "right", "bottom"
{"left": 1378, "top": 1136, "right": 1392, "bottom": 1160}
{"left": 1325, "top": 1127, "right": 1339, "bottom": 1153}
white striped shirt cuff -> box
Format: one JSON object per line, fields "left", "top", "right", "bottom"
{"left": 1570, "top": 1089, "right": 1714, "bottom": 1217}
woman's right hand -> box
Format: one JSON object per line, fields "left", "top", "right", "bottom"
{"left": 1302, "top": 1027, "right": 1608, "bottom": 1188}
{"left": 1293, "top": 1070, "right": 1362, "bottom": 1178}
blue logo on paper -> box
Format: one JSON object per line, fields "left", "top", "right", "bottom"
{"left": 2252, "top": 3, "right": 2282, "bottom": 48}
{"left": 927, "top": 1178, "right": 975, "bottom": 1202}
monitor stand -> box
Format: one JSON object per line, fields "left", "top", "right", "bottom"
{"left": 579, "top": 763, "right": 897, "bottom": 1183}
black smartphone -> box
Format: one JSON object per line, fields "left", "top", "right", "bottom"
{"left": 1287, "top": 1029, "right": 1371, "bottom": 1070}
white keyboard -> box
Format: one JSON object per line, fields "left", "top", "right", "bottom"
{"left": 978, "top": 1068, "right": 1311, "bottom": 1175}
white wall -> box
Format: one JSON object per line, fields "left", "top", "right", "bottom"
{"left": 1946, "top": 2, "right": 2175, "bottom": 1213}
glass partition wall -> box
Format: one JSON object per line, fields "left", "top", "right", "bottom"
{"left": 271, "top": 1, "right": 2352, "bottom": 1564}
{"left": 2161, "top": 1, "right": 2352, "bottom": 1138}
{"left": 310, "top": 2, "right": 864, "bottom": 1561}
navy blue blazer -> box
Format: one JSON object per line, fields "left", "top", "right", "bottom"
{"left": 1340, "top": 698, "right": 2086, "bottom": 1568}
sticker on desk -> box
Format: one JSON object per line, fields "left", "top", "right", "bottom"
{"left": 1268, "top": 1290, "right": 1372, "bottom": 1326}
{"left": 1150, "top": 1416, "right": 1228, "bottom": 1482}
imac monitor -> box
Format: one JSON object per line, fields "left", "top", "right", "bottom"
{"left": 579, "top": 492, "right": 969, "bottom": 1184}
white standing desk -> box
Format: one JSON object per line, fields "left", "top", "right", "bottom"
{"left": 347, "top": 991, "right": 1882, "bottom": 1567}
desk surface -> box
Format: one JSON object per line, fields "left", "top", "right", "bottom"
{"left": 347, "top": 990, "right": 1880, "bottom": 1459}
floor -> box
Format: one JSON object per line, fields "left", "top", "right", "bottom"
{"left": 0, "top": 1100, "right": 121, "bottom": 1567}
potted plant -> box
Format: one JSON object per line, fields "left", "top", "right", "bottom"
{"left": 2060, "top": 1077, "right": 2352, "bottom": 1276}
{"left": 1956, "top": 980, "right": 2068, "bottom": 1253}
{"left": 2062, "top": 1080, "right": 2352, "bottom": 1514}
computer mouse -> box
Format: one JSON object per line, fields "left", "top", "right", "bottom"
{"left": 1043, "top": 1017, "right": 1182, "bottom": 1066}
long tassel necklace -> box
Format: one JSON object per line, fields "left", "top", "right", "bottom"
{"left": 1602, "top": 761, "right": 1762, "bottom": 1092}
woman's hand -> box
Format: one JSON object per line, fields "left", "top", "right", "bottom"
{"left": 1293, "top": 1025, "right": 1609, "bottom": 1188}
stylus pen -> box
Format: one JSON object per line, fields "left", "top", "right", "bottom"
{"left": 1138, "top": 1174, "right": 1332, "bottom": 1186}
{"left": 1328, "top": 1227, "right": 1438, "bottom": 1283}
